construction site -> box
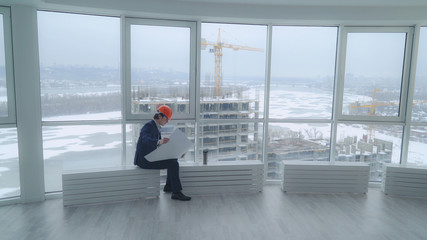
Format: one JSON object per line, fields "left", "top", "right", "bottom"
{"left": 131, "top": 27, "right": 264, "bottom": 162}
{"left": 131, "top": 28, "right": 397, "bottom": 181}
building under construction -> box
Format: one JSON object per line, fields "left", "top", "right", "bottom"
{"left": 131, "top": 87, "right": 394, "bottom": 181}
{"left": 131, "top": 85, "right": 262, "bottom": 163}
{"left": 335, "top": 135, "right": 393, "bottom": 181}
{"left": 130, "top": 27, "right": 395, "bottom": 181}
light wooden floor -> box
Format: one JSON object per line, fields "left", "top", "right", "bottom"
{"left": 1, "top": 185, "right": 427, "bottom": 240}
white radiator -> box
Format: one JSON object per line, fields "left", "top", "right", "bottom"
{"left": 62, "top": 166, "right": 160, "bottom": 206}
{"left": 382, "top": 164, "right": 427, "bottom": 198}
{"left": 179, "top": 160, "right": 263, "bottom": 195}
{"left": 282, "top": 161, "right": 369, "bottom": 194}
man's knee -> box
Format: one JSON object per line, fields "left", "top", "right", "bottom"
{"left": 168, "top": 159, "right": 179, "bottom": 169}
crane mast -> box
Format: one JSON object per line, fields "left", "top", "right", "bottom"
{"left": 214, "top": 28, "right": 223, "bottom": 97}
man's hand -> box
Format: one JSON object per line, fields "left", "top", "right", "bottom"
{"left": 159, "top": 137, "right": 170, "bottom": 145}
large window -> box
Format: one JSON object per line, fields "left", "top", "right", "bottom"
{"left": 334, "top": 27, "right": 412, "bottom": 176}
{"left": 38, "top": 11, "right": 121, "bottom": 192}
{"left": 30, "top": 11, "right": 424, "bottom": 193}
{"left": 199, "top": 22, "right": 266, "bottom": 164}
{"left": 0, "top": 8, "right": 18, "bottom": 200}
{"left": 124, "top": 19, "right": 196, "bottom": 165}
{"left": 0, "top": 8, "right": 14, "bottom": 123}
{"left": 200, "top": 23, "right": 266, "bottom": 119}
{"left": 339, "top": 28, "right": 410, "bottom": 121}
{"left": 125, "top": 19, "right": 196, "bottom": 120}
{"left": 38, "top": 11, "right": 120, "bottom": 121}
{"left": 6, "top": 3, "right": 427, "bottom": 205}
{"left": 267, "top": 26, "right": 337, "bottom": 180}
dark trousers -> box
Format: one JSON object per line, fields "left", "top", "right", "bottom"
{"left": 137, "top": 158, "right": 183, "bottom": 193}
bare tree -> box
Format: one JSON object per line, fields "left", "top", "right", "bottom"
{"left": 305, "top": 127, "right": 323, "bottom": 140}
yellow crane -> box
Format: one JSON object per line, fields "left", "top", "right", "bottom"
{"left": 349, "top": 89, "right": 397, "bottom": 116}
{"left": 348, "top": 89, "right": 427, "bottom": 142}
{"left": 201, "top": 28, "right": 264, "bottom": 97}
{"left": 348, "top": 89, "right": 397, "bottom": 142}
{"left": 349, "top": 88, "right": 427, "bottom": 116}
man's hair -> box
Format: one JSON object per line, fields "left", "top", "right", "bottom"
{"left": 154, "top": 112, "right": 166, "bottom": 120}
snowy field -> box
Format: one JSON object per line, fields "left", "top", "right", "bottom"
{"left": 1, "top": 86, "right": 426, "bottom": 198}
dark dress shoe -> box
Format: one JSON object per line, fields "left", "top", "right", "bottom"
{"left": 171, "top": 192, "right": 191, "bottom": 201}
{"left": 163, "top": 185, "right": 172, "bottom": 193}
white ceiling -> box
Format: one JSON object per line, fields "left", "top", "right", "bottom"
{"left": 7, "top": 0, "right": 427, "bottom": 8}
{"left": 5, "top": 0, "right": 427, "bottom": 24}
{"left": 175, "top": 0, "right": 427, "bottom": 7}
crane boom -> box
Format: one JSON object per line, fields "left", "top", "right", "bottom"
{"left": 201, "top": 28, "right": 264, "bottom": 97}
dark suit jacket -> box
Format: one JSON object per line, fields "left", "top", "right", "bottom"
{"left": 134, "top": 120, "right": 161, "bottom": 166}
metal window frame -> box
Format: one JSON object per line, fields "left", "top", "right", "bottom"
{"left": 408, "top": 25, "right": 427, "bottom": 125}
{"left": 402, "top": 25, "right": 425, "bottom": 165}
{"left": 336, "top": 26, "right": 413, "bottom": 123}
{"left": 123, "top": 18, "right": 197, "bottom": 121}
{"left": 196, "top": 21, "right": 269, "bottom": 164}
{"left": 0, "top": 7, "right": 15, "bottom": 125}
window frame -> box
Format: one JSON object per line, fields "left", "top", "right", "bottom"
{"left": 411, "top": 26, "right": 427, "bottom": 123}
{"left": 336, "top": 27, "right": 413, "bottom": 123}
{"left": 0, "top": 7, "right": 15, "bottom": 125}
{"left": 123, "top": 18, "right": 197, "bottom": 121}
{"left": 197, "top": 21, "right": 268, "bottom": 163}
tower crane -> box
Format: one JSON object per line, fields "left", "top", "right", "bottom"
{"left": 349, "top": 88, "right": 427, "bottom": 115}
{"left": 348, "top": 89, "right": 398, "bottom": 142}
{"left": 201, "top": 28, "right": 264, "bottom": 97}
{"left": 349, "top": 89, "right": 427, "bottom": 142}
{"left": 348, "top": 89, "right": 399, "bottom": 115}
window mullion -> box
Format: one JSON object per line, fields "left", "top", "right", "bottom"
{"left": 330, "top": 25, "right": 346, "bottom": 163}
{"left": 401, "top": 26, "right": 420, "bottom": 164}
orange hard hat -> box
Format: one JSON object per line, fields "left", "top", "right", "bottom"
{"left": 157, "top": 105, "right": 173, "bottom": 119}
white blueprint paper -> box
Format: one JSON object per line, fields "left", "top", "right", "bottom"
{"left": 145, "top": 128, "right": 193, "bottom": 162}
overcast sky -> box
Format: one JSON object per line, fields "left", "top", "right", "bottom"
{"left": 36, "top": 11, "right": 419, "bottom": 82}
{"left": 37, "top": 11, "right": 120, "bottom": 69}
